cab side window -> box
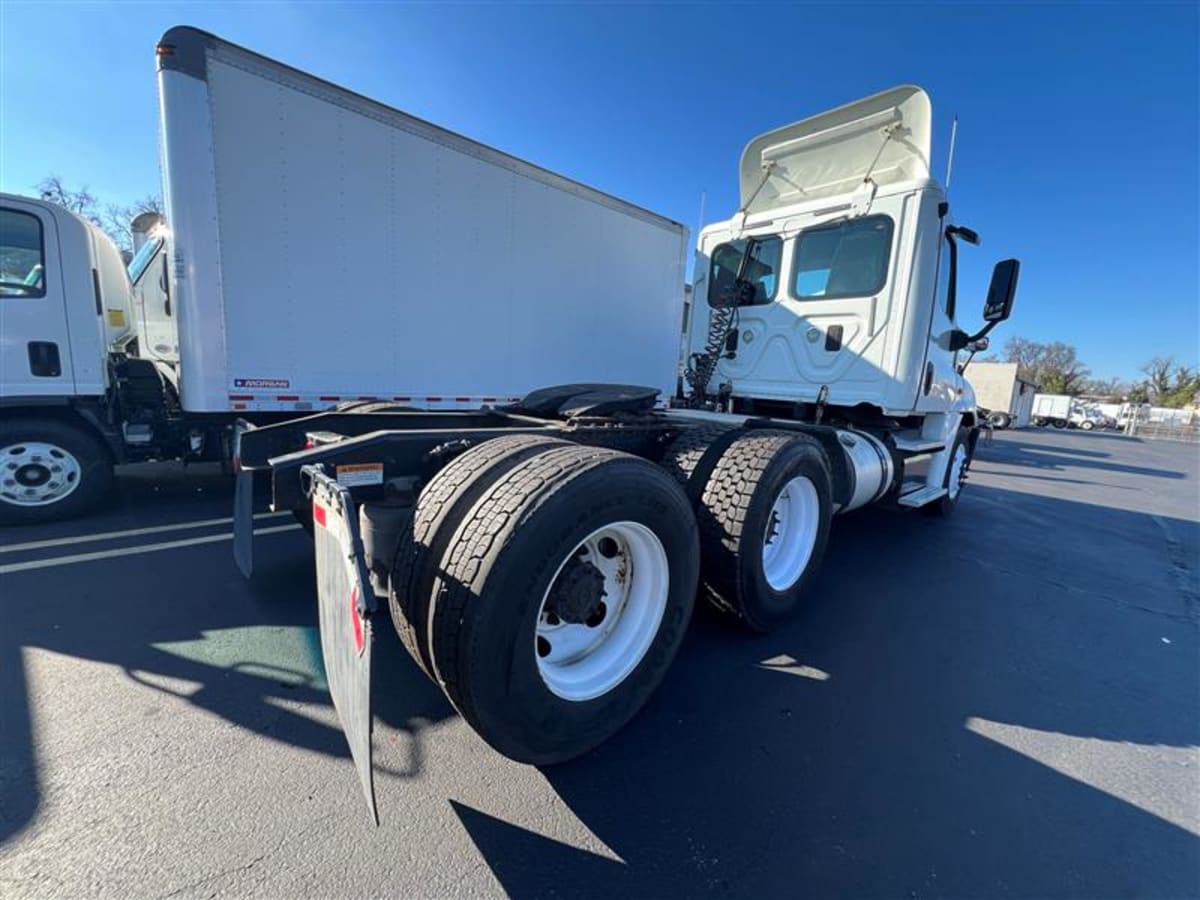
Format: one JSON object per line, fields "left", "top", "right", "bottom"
{"left": 707, "top": 236, "right": 783, "bottom": 307}
{"left": 792, "top": 215, "right": 893, "bottom": 300}
{"left": 934, "top": 235, "right": 952, "bottom": 318}
{"left": 0, "top": 208, "right": 46, "bottom": 298}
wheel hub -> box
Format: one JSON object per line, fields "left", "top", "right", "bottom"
{"left": 1, "top": 441, "right": 82, "bottom": 507}
{"left": 15, "top": 463, "right": 52, "bottom": 487}
{"left": 542, "top": 555, "right": 607, "bottom": 625}
{"left": 535, "top": 521, "right": 670, "bottom": 702}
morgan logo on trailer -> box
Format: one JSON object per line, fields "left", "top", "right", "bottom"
{"left": 233, "top": 378, "right": 291, "bottom": 389}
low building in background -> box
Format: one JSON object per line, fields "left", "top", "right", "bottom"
{"left": 966, "top": 361, "right": 1038, "bottom": 427}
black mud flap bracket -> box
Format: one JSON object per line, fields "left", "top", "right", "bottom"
{"left": 304, "top": 463, "right": 379, "bottom": 824}
{"left": 232, "top": 420, "right": 255, "bottom": 578}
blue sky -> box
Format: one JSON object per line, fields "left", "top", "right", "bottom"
{"left": 1, "top": 2, "right": 1196, "bottom": 382}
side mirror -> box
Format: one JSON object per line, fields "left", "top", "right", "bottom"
{"left": 983, "top": 258, "right": 1020, "bottom": 323}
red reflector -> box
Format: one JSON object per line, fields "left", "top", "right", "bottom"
{"left": 426, "top": 396, "right": 442, "bottom": 402}
{"left": 349, "top": 585, "right": 364, "bottom": 653}
{"left": 304, "top": 438, "right": 315, "bottom": 450}
{"left": 313, "top": 502, "right": 327, "bottom": 527}
{"left": 319, "top": 395, "right": 340, "bottom": 402}
{"left": 277, "top": 394, "right": 298, "bottom": 401}
{"left": 229, "top": 394, "right": 253, "bottom": 401}
{"left": 455, "top": 396, "right": 470, "bottom": 402}
{"left": 393, "top": 396, "right": 411, "bottom": 402}
{"left": 232, "top": 403, "right": 246, "bottom": 410}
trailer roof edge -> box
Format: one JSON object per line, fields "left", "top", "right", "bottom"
{"left": 154, "top": 25, "right": 687, "bottom": 235}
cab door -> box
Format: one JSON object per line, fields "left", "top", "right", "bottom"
{"left": 130, "top": 236, "right": 179, "bottom": 362}
{"left": 710, "top": 205, "right": 901, "bottom": 406}
{"left": 0, "top": 201, "right": 75, "bottom": 396}
{"left": 914, "top": 228, "right": 963, "bottom": 413}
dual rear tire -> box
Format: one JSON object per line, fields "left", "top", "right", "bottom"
{"left": 388, "top": 426, "right": 836, "bottom": 761}
{"left": 390, "top": 439, "right": 699, "bottom": 764}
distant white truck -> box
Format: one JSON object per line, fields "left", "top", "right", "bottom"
{"left": 1032, "top": 393, "right": 1073, "bottom": 428}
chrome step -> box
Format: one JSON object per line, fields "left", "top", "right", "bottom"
{"left": 897, "top": 485, "right": 948, "bottom": 508}
{"left": 892, "top": 436, "right": 946, "bottom": 453}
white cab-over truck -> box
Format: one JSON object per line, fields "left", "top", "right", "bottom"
{"left": 20, "top": 28, "right": 1020, "bottom": 818}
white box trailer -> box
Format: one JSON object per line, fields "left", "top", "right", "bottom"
{"left": 0, "top": 27, "right": 685, "bottom": 523}
{"left": 158, "top": 31, "right": 687, "bottom": 413}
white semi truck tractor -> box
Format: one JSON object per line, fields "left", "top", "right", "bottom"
{"left": 140, "top": 31, "right": 1022, "bottom": 816}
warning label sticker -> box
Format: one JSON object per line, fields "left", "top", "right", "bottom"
{"left": 336, "top": 463, "right": 384, "bottom": 487}
{"left": 234, "top": 378, "right": 290, "bottom": 389}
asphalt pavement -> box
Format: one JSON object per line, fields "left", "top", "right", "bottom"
{"left": 1, "top": 428, "right": 1197, "bottom": 898}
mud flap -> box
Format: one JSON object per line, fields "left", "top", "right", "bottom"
{"left": 233, "top": 469, "right": 255, "bottom": 578}
{"left": 307, "top": 465, "right": 379, "bottom": 823}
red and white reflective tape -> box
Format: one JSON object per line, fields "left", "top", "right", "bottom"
{"left": 348, "top": 584, "right": 365, "bottom": 654}
{"left": 224, "top": 393, "right": 522, "bottom": 412}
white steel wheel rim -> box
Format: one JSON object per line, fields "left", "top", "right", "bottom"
{"left": 1, "top": 441, "right": 82, "bottom": 507}
{"left": 762, "top": 475, "right": 820, "bottom": 592}
{"left": 535, "top": 521, "right": 670, "bottom": 702}
{"left": 947, "top": 444, "right": 968, "bottom": 499}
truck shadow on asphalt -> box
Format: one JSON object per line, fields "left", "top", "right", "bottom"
{"left": 976, "top": 436, "right": 1186, "bottom": 480}
{"left": 452, "top": 486, "right": 1200, "bottom": 898}
{"left": 0, "top": 476, "right": 456, "bottom": 846}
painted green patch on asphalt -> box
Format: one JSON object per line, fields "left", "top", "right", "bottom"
{"left": 154, "top": 625, "right": 327, "bottom": 690}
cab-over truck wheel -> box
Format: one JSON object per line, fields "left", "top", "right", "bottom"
{"left": 424, "top": 443, "right": 699, "bottom": 764}
{"left": 0, "top": 416, "right": 113, "bottom": 525}
{"left": 925, "top": 426, "right": 973, "bottom": 518}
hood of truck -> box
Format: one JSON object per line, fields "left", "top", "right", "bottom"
{"left": 739, "top": 85, "right": 932, "bottom": 214}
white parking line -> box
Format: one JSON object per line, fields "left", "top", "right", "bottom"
{"left": 0, "top": 523, "right": 302, "bottom": 574}
{"left": 0, "top": 510, "right": 292, "bottom": 554}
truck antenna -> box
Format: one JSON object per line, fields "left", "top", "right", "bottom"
{"left": 944, "top": 115, "right": 959, "bottom": 192}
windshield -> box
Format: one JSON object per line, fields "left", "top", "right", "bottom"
{"left": 127, "top": 236, "right": 164, "bottom": 286}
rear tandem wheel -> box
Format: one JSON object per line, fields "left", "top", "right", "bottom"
{"left": 423, "top": 443, "right": 700, "bottom": 764}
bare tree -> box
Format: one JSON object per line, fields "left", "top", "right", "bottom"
{"left": 1079, "top": 377, "right": 1130, "bottom": 402}
{"left": 998, "top": 337, "right": 1090, "bottom": 394}
{"left": 36, "top": 176, "right": 101, "bottom": 225}
{"left": 36, "top": 176, "right": 161, "bottom": 258}
{"left": 102, "top": 195, "right": 164, "bottom": 256}
{"left": 1140, "top": 356, "right": 1174, "bottom": 400}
